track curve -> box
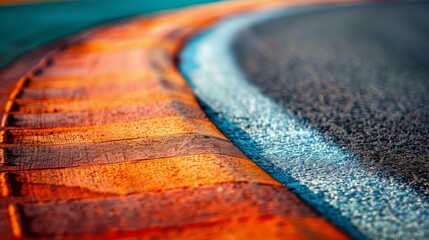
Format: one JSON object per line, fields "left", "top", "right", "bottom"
{"left": 181, "top": 2, "right": 429, "bottom": 239}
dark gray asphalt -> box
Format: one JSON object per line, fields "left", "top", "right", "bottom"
{"left": 232, "top": 2, "right": 429, "bottom": 195}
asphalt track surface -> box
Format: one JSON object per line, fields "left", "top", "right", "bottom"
{"left": 181, "top": 1, "right": 429, "bottom": 239}
{"left": 233, "top": 1, "right": 429, "bottom": 195}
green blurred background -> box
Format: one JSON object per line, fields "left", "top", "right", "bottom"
{"left": 0, "top": 0, "right": 220, "bottom": 69}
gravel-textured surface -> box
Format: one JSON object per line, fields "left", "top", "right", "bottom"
{"left": 181, "top": 2, "right": 429, "bottom": 239}
{"left": 233, "top": 1, "right": 429, "bottom": 198}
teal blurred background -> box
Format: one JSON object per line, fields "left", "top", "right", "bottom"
{"left": 0, "top": 0, "right": 219, "bottom": 69}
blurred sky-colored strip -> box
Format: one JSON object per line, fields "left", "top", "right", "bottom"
{"left": 0, "top": 0, "right": 219, "bottom": 69}
{"left": 0, "top": 0, "right": 69, "bottom": 5}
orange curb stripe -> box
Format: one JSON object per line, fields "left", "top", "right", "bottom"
{"left": 15, "top": 183, "right": 348, "bottom": 239}
{"left": 25, "top": 71, "right": 185, "bottom": 88}
{"left": 120, "top": 217, "right": 348, "bottom": 240}
{"left": 5, "top": 117, "right": 227, "bottom": 145}
{"left": 0, "top": 172, "right": 10, "bottom": 197}
{"left": 19, "top": 79, "right": 192, "bottom": 100}
{"left": 2, "top": 134, "right": 247, "bottom": 170}
{"left": 25, "top": 72, "right": 154, "bottom": 89}
{"left": 37, "top": 48, "right": 179, "bottom": 78}
{"left": 7, "top": 204, "right": 22, "bottom": 239}
{"left": 8, "top": 101, "right": 206, "bottom": 128}
{"left": 25, "top": 71, "right": 188, "bottom": 91}
{"left": 13, "top": 90, "right": 198, "bottom": 113}
{"left": 7, "top": 154, "right": 281, "bottom": 196}
{"left": 66, "top": 39, "right": 175, "bottom": 53}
